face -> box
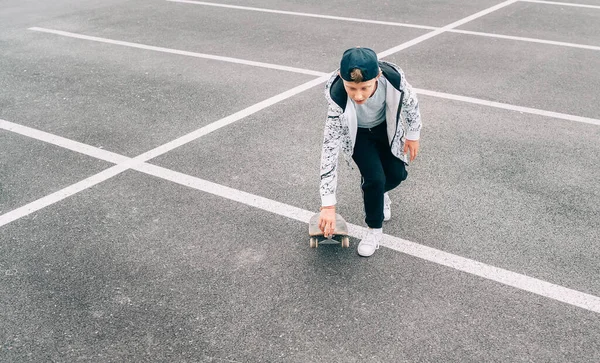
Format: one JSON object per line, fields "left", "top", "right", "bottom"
{"left": 341, "top": 72, "right": 381, "bottom": 105}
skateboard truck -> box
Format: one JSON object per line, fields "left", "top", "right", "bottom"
{"left": 308, "top": 212, "right": 350, "bottom": 248}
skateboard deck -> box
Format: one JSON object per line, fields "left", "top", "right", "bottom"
{"left": 308, "top": 212, "right": 350, "bottom": 248}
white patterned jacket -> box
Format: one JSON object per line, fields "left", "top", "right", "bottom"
{"left": 320, "top": 61, "right": 422, "bottom": 206}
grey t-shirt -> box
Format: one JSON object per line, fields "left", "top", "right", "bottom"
{"left": 354, "top": 77, "right": 387, "bottom": 129}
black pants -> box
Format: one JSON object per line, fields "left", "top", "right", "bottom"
{"left": 352, "top": 122, "right": 408, "bottom": 229}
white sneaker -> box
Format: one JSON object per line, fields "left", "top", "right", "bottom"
{"left": 383, "top": 192, "right": 391, "bottom": 221}
{"left": 357, "top": 229, "right": 382, "bottom": 257}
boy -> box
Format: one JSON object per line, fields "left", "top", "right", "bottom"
{"left": 318, "top": 47, "right": 422, "bottom": 257}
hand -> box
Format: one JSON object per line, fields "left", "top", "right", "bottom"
{"left": 318, "top": 207, "right": 336, "bottom": 238}
{"left": 404, "top": 139, "right": 420, "bottom": 162}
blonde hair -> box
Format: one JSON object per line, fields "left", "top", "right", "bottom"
{"left": 350, "top": 68, "right": 364, "bottom": 83}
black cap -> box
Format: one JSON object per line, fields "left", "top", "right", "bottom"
{"left": 339, "top": 47, "right": 379, "bottom": 82}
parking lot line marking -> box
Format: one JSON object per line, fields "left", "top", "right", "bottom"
{"left": 5, "top": 116, "right": 599, "bottom": 313}
{"left": 0, "top": 78, "right": 331, "bottom": 224}
{"left": 28, "top": 26, "right": 600, "bottom": 68}
{"left": 4, "top": 0, "right": 525, "bottom": 225}
{"left": 0, "top": 164, "right": 130, "bottom": 227}
{"left": 26, "top": 26, "right": 600, "bottom": 125}
{"left": 520, "top": 0, "right": 600, "bottom": 9}
{"left": 133, "top": 76, "right": 330, "bottom": 161}
{"left": 27, "top": 28, "right": 600, "bottom": 125}
{"left": 0, "top": 77, "right": 330, "bottom": 227}
{"left": 166, "top": 0, "right": 438, "bottom": 30}
{"left": 0, "top": 119, "right": 129, "bottom": 164}
{"left": 380, "top": 0, "right": 517, "bottom": 57}
{"left": 134, "top": 162, "right": 600, "bottom": 315}
{"left": 451, "top": 29, "right": 600, "bottom": 51}
{"left": 168, "top": 0, "right": 600, "bottom": 53}
{"left": 414, "top": 89, "right": 600, "bottom": 126}
{"left": 27, "top": 27, "right": 326, "bottom": 77}
{"left": 3, "top": 114, "right": 600, "bottom": 313}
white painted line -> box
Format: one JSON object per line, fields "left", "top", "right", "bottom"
{"left": 11, "top": 0, "right": 598, "bottom": 228}
{"left": 25, "top": 28, "right": 600, "bottom": 125}
{"left": 133, "top": 75, "right": 330, "bottom": 162}
{"left": 414, "top": 89, "right": 600, "bottom": 126}
{"left": 4, "top": 119, "right": 600, "bottom": 313}
{"left": 0, "top": 119, "right": 129, "bottom": 164}
{"left": 168, "top": 0, "right": 600, "bottom": 52}
{"left": 134, "top": 163, "right": 316, "bottom": 223}
{"left": 370, "top": 0, "right": 520, "bottom": 58}
{"left": 0, "top": 75, "right": 330, "bottom": 225}
{"left": 2, "top": 0, "right": 596, "bottom": 318}
{"left": 0, "top": 164, "right": 130, "bottom": 227}
{"left": 4, "top": 77, "right": 599, "bottom": 226}
{"left": 134, "top": 162, "right": 600, "bottom": 315}
{"left": 166, "top": 0, "right": 437, "bottom": 30}
{"left": 27, "top": 27, "right": 326, "bottom": 77}
{"left": 27, "top": 29, "right": 600, "bottom": 126}
{"left": 520, "top": 0, "right": 600, "bottom": 9}
{"left": 450, "top": 29, "right": 600, "bottom": 51}
{"left": 379, "top": 234, "right": 600, "bottom": 314}
{"left": 5, "top": 0, "right": 524, "bottom": 225}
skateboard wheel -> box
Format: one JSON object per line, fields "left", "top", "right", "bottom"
{"left": 309, "top": 237, "right": 318, "bottom": 248}
{"left": 341, "top": 236, "right": 350, "bottom": 248}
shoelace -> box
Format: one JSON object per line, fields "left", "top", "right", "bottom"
{"left": 364, "top": 233, "right": 381, "bottom": 250}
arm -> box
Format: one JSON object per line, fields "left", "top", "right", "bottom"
{"left": 319, "top": 104, "right": 343, "bottom": 206}
{"left": 318, "top": 104, "right": 343, "bottom": 237}
{"left": 399, "top": 70, "right": 422, "bottom": 161}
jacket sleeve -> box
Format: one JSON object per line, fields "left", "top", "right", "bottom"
{"left": 319, "top": 103, "right": 343, "bottom": 206}
{"left": 399, "top": 70, "right": 422, "bottom": 140}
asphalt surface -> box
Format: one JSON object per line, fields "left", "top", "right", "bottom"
{"left": 1, "top": 0, "right": 600, "bottom": 362}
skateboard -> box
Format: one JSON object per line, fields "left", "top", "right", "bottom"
{"left": 308, "top": 212, "right": 350, "bottom": 248}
